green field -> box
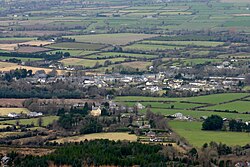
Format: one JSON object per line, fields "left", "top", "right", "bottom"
{"left": 217, "top": 52, "right": 250, "bottom": 59}
{"left": 140, "top": 40, "right": 224, "bottom": 47}
{"left": 0, "top": 56, "right": 42, "bottom": 62}
{"left": 160, "top": 11, "right": 193, "bottom": 15}
{"left": 177, "top": 93, "right": 248, "bottom": 104}
{"left": 203, "top": 101, "right": 250, "bottom": 113}
{"left": 0, "top": 116, "right": 59, "bottom": 126}
{"left": 115, "top": 93, "right": 249, "bottom": 104}
{"left": 143, "top": 108, "right": 250, "bottom": 121}
{"left": 169, "top": 121, "right": 250, "bottom": 147}
{"left": 47, "top": 50, "right": 99, "bottom": 57}
{"left": 48, "top": 42, "right": 106, "bottom": 50}
{"left": 243, "top": 86, "right": 250, "bottom": 91}
{"left": 122, "top": 101, "right": 202, "bottom": 110}
{"left": 63, "top": 33, "right": 157, "bottom": 45}
{"left": 124, "top": 44, "right": 184, "bottom": 51}
{"left": 180, "top": 58, "right": 222, "bottom": 66}
{"left": 85, "top": 52, "right": 158, "bottom": 59}
{"left": 60, "top": 57, "right": 127, "bottom": 67}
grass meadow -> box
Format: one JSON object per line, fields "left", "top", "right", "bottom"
{"left": 63, "top": 33, "right": 158, "bottom": 45}
{"left": 169, "top": 121, "right": 250, "bottom": 147}
{"left": 0, "top": 116, "right": 59, "bottom": 126}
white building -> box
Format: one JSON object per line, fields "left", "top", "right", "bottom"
{"left": 90, "top": 107, "right": 102, "bottom": 117}
{"left": 8, "top": 113, "right": 20, "bottom": 118}
{"left": 27, "top": 112, "right": 43, "bottom": 117}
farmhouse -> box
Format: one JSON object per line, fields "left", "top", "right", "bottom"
{"left": 34, "top": 70, "right": 47, "bottom": 78}
{"left": 139, "top": 124, "right": 151, "bottom": 129}
{"left": 146, "top": 131, "right": 156, "bottom": 137}
{"left": 143, "top": 86, "right": 160, "bottom": 92}
{"left": 171, "top": 113, "right": 190, "bottom": 120}
{"left": 109, "top": 101, "right": 117, "bottom": 109}
{"left": 90, "top": 106, "right": 102, "bottom": 117}
{"left": 8, "top": 112, "right": 20, "bottom": 118}
{"left": 135, "top": 102, "right": 145, "bottom": 110}
{"left": 150, "top": 137, "right": 163, "bottom": 142}
{"left": 1, "top": 156, "right": 10, "bottom": 166}
{"left": 73, "top": 103, "right": 85, "bottom": 107}
{"left": 27, "top": 112, "right": 43, "bottom": 117}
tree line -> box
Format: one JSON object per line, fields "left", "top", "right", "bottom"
{"left": 0, "top": 51, "right": 70, "bottom": 61}
{"left": 2, "top": 69, "right": 32, "bottom": 81}
{"left": 202, "top": 115, "right": 250, "bottom": 132}
{"left": 9, "top": 140, "right": 169, "bottom": 167}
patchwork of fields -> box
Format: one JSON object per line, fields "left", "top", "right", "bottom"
{"left": 116, "top": 93, "right": 250, "bottom": 117}
{"left": 116, "top": 93, "right": 250, "bottom": 146}
{"left": 0, "top": 30, "right": 249, "bottom": 72}
{"left": 0, "top": 0, "right": 249, "bottom": 152}
{"left": 0, "top": 0, "right": 249, "bottom": 72}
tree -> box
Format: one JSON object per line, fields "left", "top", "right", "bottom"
{"left": 48, "top": 69, "right": 58, "bottom": 77}
{"left": 101, "top": 108, "right": 108, "bottom": 116}
{"left": 94, "top": 62, "right": 100, "bottom": 68}
{"left": 104, "top": 60, "right": 111, "bottom": 67}
{"left": 58, "top": 114, "right": 74, "bottom": 129}
{"left": 37, "top": 117, "right": 43, "bottom": 127}
{"left": 84, "top": 102, "right": 89, "bottom": 111}
{"left": 16, "top": 120, "right": 20, "bottom": 126}
{"left": 189, "top": 148, "right": 198, "bottom": 161}
{"left": 245, "top": 73, "right": 250, "bottom": 85}
{"left": 63, "top": 52, "right": 70, "bottom": 57}
{"left": 202, "top": 115, "right": 223, "bottom": 131}
{"left": 133, "top": 106, "right": 138, "bottom": 116}
{"left": 80, "top": 119, "right": 102, "bottom": 134}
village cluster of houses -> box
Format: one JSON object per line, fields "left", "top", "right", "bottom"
{"left": 165, "top": 76, "right": 244, "bottom": 92}
{"left": 11, "top": 69, "right": 244, "bottom": 94}
{"left": 235, "top": 161, "right": 250, "bottom": 167}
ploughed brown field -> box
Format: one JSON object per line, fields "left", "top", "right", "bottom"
{"left": 0, "top": 147, "right": 55, "bottom": 156}
{"left": 19, "top": 40, "right": 54, "bottom": 46}
{"left": 0, "top": 44, "right": 18, "bottom": 51}
{"left": 17, "top": 46, "right": 51, "bottom": 53}
{"left": 0, "top": 62, "right": 66, "bottom": 74}
{"left": 0, "top": 98, "right": 26, "bottom": 107}
{"left": 0, "top": 40, "right": 53, "bottom": 52}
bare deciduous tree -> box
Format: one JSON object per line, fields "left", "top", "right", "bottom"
{"left": 37, "top": 117, "right": 43, "bottom": 127}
